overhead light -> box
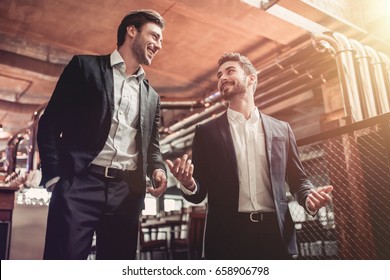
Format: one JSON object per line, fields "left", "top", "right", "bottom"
{"left": 242, "top": 0, "right": 328, "bottom": 33}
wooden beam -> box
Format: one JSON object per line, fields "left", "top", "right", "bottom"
{"left": 0, "top": 50, "right": 65, "bottom": 78}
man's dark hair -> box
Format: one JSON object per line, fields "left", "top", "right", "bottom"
{"left": 117, "top": 9, "right": 165, "bottom": 47}
{"left": 218, "top": 52, "right": 258, "bottom": 78}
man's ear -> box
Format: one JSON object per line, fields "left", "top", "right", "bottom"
{"left": 126, "top": 25, "right": 137, "bottom": 38}
{"left": 248, "top": 73, "right": 256, "bottom": 85}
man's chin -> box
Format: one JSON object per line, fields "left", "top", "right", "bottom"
{"left": 221, "top": 91, "right": 231, "bottom": 101}
{"left": 144, "top": 56, "right": 153, "bottom": 65}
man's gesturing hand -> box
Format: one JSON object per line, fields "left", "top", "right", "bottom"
{"left": 166, "top": 154, "right": 196, "bottom": 191}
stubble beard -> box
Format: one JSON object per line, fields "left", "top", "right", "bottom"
{"left": 221, "top": 79, "right": 246, "bottom": 101}
{"left": 132, "top": 34, "right": 152, "bottom": 65}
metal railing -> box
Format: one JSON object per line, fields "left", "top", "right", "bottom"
{"left": 290, "top": 113, "right": 390, "bottom": 259}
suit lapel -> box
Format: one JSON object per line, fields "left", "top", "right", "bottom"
{"left": 100, "top": 55, "right": 115, "bottom": 116}
{"left": 259, "top": 111, "right": 273, "bottom": 172}
{"left": 216, "top": 112, "right": 238, "bottom": 175}
{"left": 139, "top": 80, "right": 149, "bottom": 136}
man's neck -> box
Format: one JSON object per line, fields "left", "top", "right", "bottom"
{"left": 228, "top": 96, "right": 256, "bottom": 120}
{"left": 117, "top": 47, "right": 140, "bottom": 75}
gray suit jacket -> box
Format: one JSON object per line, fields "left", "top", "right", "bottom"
{"left": 182, "top": 110, "right": 313, "bottom": 257}
{"left": 37, "top": 54, "right": 166, "bottom": 209}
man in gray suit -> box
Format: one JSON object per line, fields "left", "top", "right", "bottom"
{"left": 38, "top": 10, "right": 167, "bottom": 260}
{"left": 167, "top": 53, "right": 333, "bottom": 260}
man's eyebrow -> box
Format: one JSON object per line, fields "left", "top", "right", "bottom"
{"left": 151, "top": 31, "right": 162, "bottom": 41}
{"left": 217, "top": 66, "right": 236, "bottom": 78}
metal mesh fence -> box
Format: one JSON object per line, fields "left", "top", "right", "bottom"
{"left": 289, "top": 113, "right": 390, "bottom": 259}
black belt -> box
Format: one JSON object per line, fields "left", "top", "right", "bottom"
{"left": 238, "top": 211, "right": 276, "bottom": 223}
{"left": 89, "top": 164, "right": 137, "bottom": 180}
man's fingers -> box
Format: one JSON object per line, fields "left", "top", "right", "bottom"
{"left": 147, "top": 182, "right": 167, "bottom": 198}
{"left": 184, "top": 159, "right": 192, "bottom": 175}
{"left": 323, "top": 185, "right": 334, "bottom": 193}
{"left": 180, "top": 154, "right": 188, "bottom": 173}
{"left": 166, "top": 159, "right": 173, "bottom": 169}
{"left": 320, "top": 191, "right": 332, "bottom": 201}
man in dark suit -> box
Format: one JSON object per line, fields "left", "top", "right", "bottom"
{"left": 167, "top": 52, "right": 333, "bottom": 260}
{"left": 37, "top": 9, "right": 167, "bottom": 260}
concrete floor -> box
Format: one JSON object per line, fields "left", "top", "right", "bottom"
{"left": 9, "top": 204, "right": 48, "bottom": 260}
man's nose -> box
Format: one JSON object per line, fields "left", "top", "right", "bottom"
{"left": 156, "top": 40, "right": 163, "bottom": 50}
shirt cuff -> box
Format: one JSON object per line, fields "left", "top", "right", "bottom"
{"left": 180, "top": 182, "right": 197, "bottom": 195}
{"left": 305, "top": 197, "right": 317, "bottom": 216}
{"left": 45, "top": 176, "right": 60, "bottom": 192}
{"left": 153, "top": 168, "right": 166, "bottom": 176}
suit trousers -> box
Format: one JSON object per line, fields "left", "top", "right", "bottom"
{"left": 43, "top": 170, "right": 141, "bottom": 260}
{"left": 235, "top": 212, "right": 291, "bottom": 260}
{"left": 210, "top": 212, "right": 291, "bottom": 260}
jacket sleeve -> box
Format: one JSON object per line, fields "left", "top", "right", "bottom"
{"left": 146, "top": 95, "right": 167, "bottom": 179}
{"left": 37, "top": 55, "right": 81, "bottom": 186}
{"left": 181, "top": 125, "right": 208, "bottom": 204}
{"left": 285, "top": 122, "right": 314, "bottom": 207}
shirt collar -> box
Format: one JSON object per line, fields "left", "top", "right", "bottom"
{"left": 110, "top": 49, "right": 145, "bottom": 81}
{"left": 227, "top": 107, "right": 260, "bottom": 124}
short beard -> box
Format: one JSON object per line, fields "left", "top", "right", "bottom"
{"left": 131, "top": 34, "right": 150, "bottom": 65}
{"left": 222, "top": 78, "right": 246, "bottom": 101}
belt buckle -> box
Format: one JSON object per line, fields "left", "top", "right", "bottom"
{"left": 104, "top": 167, "right": 116, "bottom": 179}
{"left": 250, "top": 212, "right": 263, "bottom": 223}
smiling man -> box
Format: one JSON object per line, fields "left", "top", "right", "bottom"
{"left": 167, "top": 53, "right": 333, "bottom": 260}
{"left": 38, "top": 9, "right": 167, "bottom": 260}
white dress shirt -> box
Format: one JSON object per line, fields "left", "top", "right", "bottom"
{"left": 182, "top": 108, "right": 275, "bottom": 212}
{"left": 227, "top": 108, "right": 275, "bottom": 212}
{"left": 91, "top": 49, "right": 143, "bottom": 170}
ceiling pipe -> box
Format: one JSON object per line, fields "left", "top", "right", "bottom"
{"left": 378, "top": 52, "right": 390, "bottom": 111}
{"left": 161, "top": 100, "right": 202, "bottom": 110}
{"left": 332, "top": 32, "right": 364, "bottom": 121}
{"left": 313, "top": 32, "right": 359, "bottom": 123}
{"left": 349, "top": 39, "right": 378, "bottom": 118}
{"left": 260, "top": 44, "right": 321, "bottom": 78}
{"left": 364, "top": 47, "right": 390, "bottom": 114}
{"left": 0, "top": 99, "right": 41, "bottom": 114}
{"left": 165, "top": 102, "right": 226, "bottom": 133}
{"left": 257, "top": 58, "right": 335, "bottom": 99}
{"left": 257, "top": 68, "right": 338, "bottom": 107}
{"left": 160, "top": 111, "right": 224, "bottom": 154}
{"left": 379, "top": 52, "right": 390, "bottom": 79}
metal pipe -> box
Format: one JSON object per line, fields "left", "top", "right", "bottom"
{"left": 0, "top": 99, "right": 41, "bottom": 114}
{"left": 166, "top": 102, "right": 225, "bottom": 133}
{"left": 161, "top": 100, "right": 200, "bottom": 110}
{"left": 258, "top": 71, "right": 338, "bottom": 109}
{"left": 365, "top": 47, "right": 390, "bottom": 114}
{"left": 349, "top": 39, "right": 378, "bottom": 118}
{"left": 312, "top": 32, "right": 358, "bottom": 122}
{"left": 257, "top": 58, "right": 335, "bottom": 101}
{"left": 161, "top": 111, "right": 224, "bottom": 153}
{"left": 332, "top": 32, "right": 364, "bottom": 121}
{"left": 378, "top": 52, "right": 390, "bottom": 111}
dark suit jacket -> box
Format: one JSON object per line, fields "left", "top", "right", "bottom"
{"left": 182, "top": 110, "right": 313, "bottom": 257}
{"left": 37, "top": 54, "right": 166, "bottom": 210}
